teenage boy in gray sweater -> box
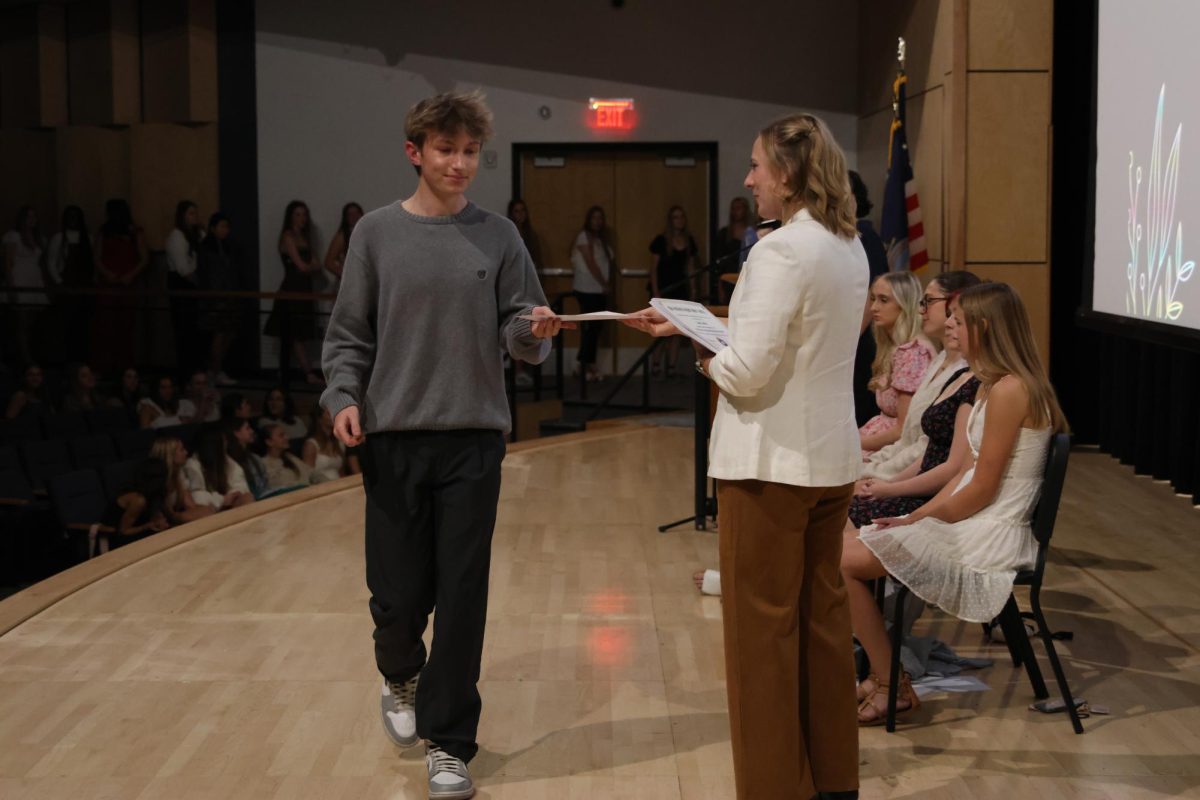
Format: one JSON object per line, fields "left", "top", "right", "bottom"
{"left": 321, "top": 91, "right": 567, "bottom": 800}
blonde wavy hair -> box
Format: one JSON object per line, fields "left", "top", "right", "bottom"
{"left": 758, "top": 113, "right": 857, "bottom": 238}
{"left": 956, "top": 283, "right": 1068, "bottom": 432}
{"left": 149, "top": 436, "right": 186, "bottom": 503}
{"left": 869, "top": 271, "right": 927, "bottom": 391}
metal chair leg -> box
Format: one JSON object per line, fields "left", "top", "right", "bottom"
{"left": 886, "top": 584, "right": 907, "bottom": 732}
{"left": 1030, "top": 587, "right": 1084, "bottom": 734}
{"left": 1001, "top": 595, "right": 1048, "bottom": 698}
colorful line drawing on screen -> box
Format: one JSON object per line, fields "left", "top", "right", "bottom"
{"left": 1127, "top": 85, "right": 1193, "bottom": 321}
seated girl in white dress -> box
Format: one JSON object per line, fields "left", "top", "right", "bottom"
{"left": 841, "top": 282, "right": 1069, "bottom": 726}
{"left": 303, "top": 408, "right": 360, "bottom": 483}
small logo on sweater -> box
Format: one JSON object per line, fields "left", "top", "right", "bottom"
{"left": 476, "top": 269, "right": 488, "bottom": 280}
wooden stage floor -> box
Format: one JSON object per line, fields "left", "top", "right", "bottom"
{"left": 1, "top": 425, "right": 1198, "bottom": 799}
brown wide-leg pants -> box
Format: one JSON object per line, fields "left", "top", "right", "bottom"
{"left": 717, "top": 478, "right": 859, "bottom": 799}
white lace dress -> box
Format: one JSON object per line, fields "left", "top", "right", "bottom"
{"left": 858, "top": 399, "right": 1051, "bottom": 623}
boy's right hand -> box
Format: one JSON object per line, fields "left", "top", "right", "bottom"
{"left": 334, "top": 405, "right": 365, "bottom": 447}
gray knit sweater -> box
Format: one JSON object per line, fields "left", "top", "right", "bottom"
{"left": 320, "top": 201, "right": 550, "bottom": 434}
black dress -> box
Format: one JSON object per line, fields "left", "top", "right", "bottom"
{"left": 849, "top": 371, "right": 980, "bottom": 528}
{"left": 649, "top": 234, "right": 696, "bottom": 300}
{"left": 264, "top": 244, "right": 317, "bottom": 340}
{"left": 198, "top": 237, "right": 241, "bottom": 331}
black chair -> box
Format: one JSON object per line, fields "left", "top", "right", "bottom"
{"left": 0, "top": 416, "right": 42, "bottom": 447}
{"left": 70, "top": 433, "right": 119, "bottom": 471}
{"left": 0, "top": 446, "right": 34, "bottom": 507}
{"left": 42, "top": 413, "right": 88, "bottom": 441}
{"left": 19, "top": 439, "right": 74, "bottom": 495}
{"left": 47, "top": 469, "right": 112, "bottom": 561}
{"left": 84, "top": 406, "right": 134, "bottom": 434}
{"left": 114, "top": 428, "right": 156, "bottom": 460}
{"left": 881, "top": 433, "right": 1081, "bottom": 733}
{"left": 102, "top": 459, "right": 139, "bottom": 501}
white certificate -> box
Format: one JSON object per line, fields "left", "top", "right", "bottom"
{"left": 648, "top": 298, "right": 729, "bottom": 353}
{"left": 518, "top": 311, "right": 640, "bottom": 322}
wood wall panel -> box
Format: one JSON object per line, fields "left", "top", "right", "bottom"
{"left": 966, "top": 262, "right": 1051, "bottom": 362}
{"left": 967, "top": 0, "right": 1053, "bottom": 71}
{"left": 142, "top": 0, "right": 217, "bottom": 123}
{"left": 965, "top": 72, "right": 1050, "bottom": 263}
{"left": 54, "top": 125, "right": 132, "bottom": 233}
{"left": 0, "top": 129, "right": 57, "bottom": 236}
{"left": 906, "top": 86, "right": 944, "bottom": 263}
{"left": 0, "top": 3, "right": 67, "bottom": 129}
{"left": 129, "top": 123, "right": 220, "bottom": 250}
{"left": 857, "top": 0, "right": 952, "bottom": 114}
{"left": 67, "top": 0, "right": 141, "bottom": 126}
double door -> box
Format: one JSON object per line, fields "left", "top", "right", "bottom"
{"left": 516, "top": 145, "right": 714, "bottom": 361}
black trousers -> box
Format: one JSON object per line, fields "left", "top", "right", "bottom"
{"left": 362, "top": 428, "right": 506, "bottom": 763}
{"left": 574, "top": 291, "right": 606, "bottom": 366}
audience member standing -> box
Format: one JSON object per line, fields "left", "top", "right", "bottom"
{"left": 714, "top": 197, "right": 753, "bottom": 301}
{"left": 570, "top": 205, "right": 614, "bottom": 382}
{"left": 93, "top": 199, "right": 146, "bottom": 375}
{"left": 3, "top": 205, "right": 47, "bottom": 364}
{"left": 507, "top": 198, "right": 543, "bottom": 387}
{"left": 166, "top": 200, "right": 205, "bottom": 371}
{"left": 323, "top": 202, "right": 364, "bottom": 285}
{"left": 648, "top": 205, "right": 698, "bottom": 376}
{"left": 264, "top": 200, "right": 323, "bottom": 385}
{"left": 507, "top": 199, "right": 543, "bottom": 269}
{"left": 197, "top": 212, "right": 242, "bottom": 385}
{"left": 45, "top": 206, "right": 95, "bottom": 363}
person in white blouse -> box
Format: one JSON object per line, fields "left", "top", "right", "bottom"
{"left": 166, "top": 200, "right": 205, "bottom": 371}
{"left": 626, "top": 113, "right": 867, "bottom": 800}
{"left": 182, "top": 424, "right": 254, "bottom": 511}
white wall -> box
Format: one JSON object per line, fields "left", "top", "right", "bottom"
{"left": 255, "top": 34, "right": 859, "bottom": 293}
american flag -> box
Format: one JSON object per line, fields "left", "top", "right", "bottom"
{"left": 880, "top": 69, "right": 929, "bottom": 271}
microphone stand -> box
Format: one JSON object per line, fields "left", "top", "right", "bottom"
{"left": 654, "top": 224, "right": 775, "bottom": 533}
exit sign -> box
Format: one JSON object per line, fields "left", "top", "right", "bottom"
{"left": 588, "top": 98, "right": 637, "bottom": 131}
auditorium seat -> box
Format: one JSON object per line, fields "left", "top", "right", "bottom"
{"left": 42, "top": 413, "right": 88, "bottom": 441}
{"left": 70, "top": 434, "right": 119, "bottom": 471}
{"left": 101, "top": 459, "right": 139, "bottom": 501}
{"left": 114, "top": 429, "right": 156, "bottom": 460}
{"left": 84, "top": 406, "right": 134, "bottom": 434}
{"left": 19, "top": 440, "right": 74, "bottom": 496}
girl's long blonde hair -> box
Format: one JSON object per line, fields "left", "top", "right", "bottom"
{"left": 869, "top": 271, "right": 926, "bottom": 391}
{"left": 957, "top": 282, "right": 1068, "bottom": 432}
{"left": 758, "top": 113, "right": 857, "bottom": 238}
{"left": 149, "top": 436, "right": 186, "bottom": 504}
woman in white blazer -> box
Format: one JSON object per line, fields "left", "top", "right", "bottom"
{"left": 627, "top": 113, "right": 867, "bottom": 800}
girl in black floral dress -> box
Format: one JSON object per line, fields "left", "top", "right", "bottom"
{"left": 848, "top": 369, "right": 980, "bottom": 527}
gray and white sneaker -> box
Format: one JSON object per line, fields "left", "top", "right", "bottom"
{"left": 380, "top": 675, "right": 419, "bottom": 748}
{"left": 425, "top": 744, "right": 474, "bottom": 799}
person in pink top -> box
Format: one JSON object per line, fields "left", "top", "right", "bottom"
{"left": 859, "top": 271, "right": 935, "bottom": 457}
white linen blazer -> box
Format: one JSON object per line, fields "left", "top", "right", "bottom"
{"left": 706, "top": 208, "right": 869, "bottom": 487}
